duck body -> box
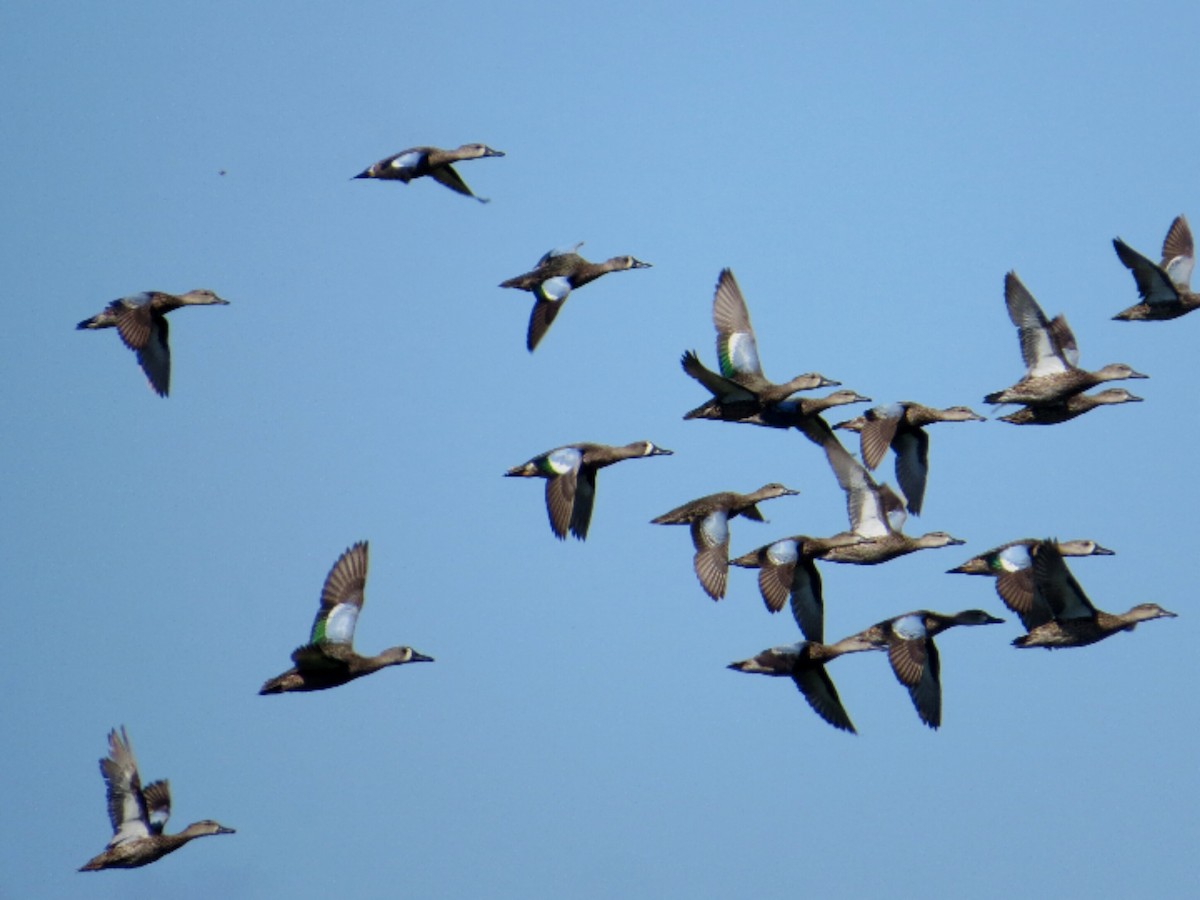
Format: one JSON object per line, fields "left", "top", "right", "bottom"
{"left": 984, "top": 272, "right": 1146, "bottom": 405}
{"left": 499, "top": 243, "right": 650, "bottom": 351}
{"left": 797, "top": 416, "right": 965, "bottom": 564}
{"left": 729, "top": 532, "right": 864, "bottom": 641}
{"left": 996, "top": 389, "right": 1142, "bottom": 425}
{"left": 76, "top": 289, "right": 229, "bottom": 396}
{"left": 259, "top": 542, "right": 432, "bottom": 694}
{"left": 651, "top": 483, "right": 800, "bottom": 600}
{"left": 683, "top": 384, "right": 866, "bottom": 428}
{"left": 1011, "top": 542, "right": 1176, "bottom": 648}
{"left": 682, "top": 269, "right": 839, "bottom": 412}
{"left": 847, "top": 609, "right": 1004, "bottom": 729}
{"left": 948, "top": 538, "right": 1113, "bottom": 629}
{"left": 353, "top": 143, "right": 503, "bottom": 202}
{"left": 727, "top": 634, "right": 877, "bottom": 733}
{"left": 1112, "top": 215, "right": 1199, "bottom": 321}
{"left": 505, "top": 441, "right": 672, "bottom": 540}
{"left": 79, "top": 726, "right": 234, "bottom": 871}
{"left": 834, "top": 402, "right": 984, "bottom": 514}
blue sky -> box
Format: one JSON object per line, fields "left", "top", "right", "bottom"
{"left": 2, "top": 1, "right": 1197, "bottom": 897}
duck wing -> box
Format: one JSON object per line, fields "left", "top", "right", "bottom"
{"left": 100, "top": 726, "right": 151, "bottom": 846}
{"left": 711, "top": 269, "right": 763, "bottom": 379}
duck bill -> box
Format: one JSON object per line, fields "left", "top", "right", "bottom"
{"left": 410, "top": 652, "right": 435, "bottom": 663}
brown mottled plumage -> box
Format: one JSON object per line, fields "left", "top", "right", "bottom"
{"left": 505, "top": 441, "right": 672, "bottom": 540}
{"left": 499, "top": 243, "right": 650, "bottom": 350}
{"left": 353, "top": 143, "right": 504, "bottom": 202}
{"left": 260, "top": 542, "right": 432, "bottom": 694}
{"left": 79, "top": 726, "right": 234, "bottom": 871}
{"left": 651, "top": 484, "right": 800, "bottom": 600}
{"left": 76, "top": 289, "right": 230, "bottom": 396}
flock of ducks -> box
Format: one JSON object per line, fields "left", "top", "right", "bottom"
{"left": 73, "top": 145, "right": 1184, "bottom": 869}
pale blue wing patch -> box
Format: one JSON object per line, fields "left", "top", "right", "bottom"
{"left": 720, "top": 332, "right": 762, "bottom": 378}
{"left": 874, "top": 401, "right": 905, "bottom": 419}
{"left": 536, "top": 276, "right": 572, "bottom": 303}
{"left": 892, "top": 613, "right": 927, "bottom": 641}
{"left": 997, "top": 544, "right": 1032, "bottom": 572}
{"left": 322, "top": 602, "right": 360, "bottom": 644}
{"left": 699, "top": 510, "right": 729, "bottom": 548}
{"left": 766, "top": 540, "right": 799, "bottom": 566}
{"left": 390, "top": 150, "right": 423, "bottom": 171}
{"left": 545, "top": 447, "right": 582, "bottom": 475}
{"left": 1165, "top": 254, "right": 1194, "bottom": 291}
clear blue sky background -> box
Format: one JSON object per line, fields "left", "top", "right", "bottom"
{"left": 2, "top": 2, "right": 1196, "bottom": 897}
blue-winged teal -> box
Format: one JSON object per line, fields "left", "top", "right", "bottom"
{"left": 996, "top": 388, "right": 1143, "bottom": 425}
{"left": 353, "top": 143, "right": 503, "bottom": 202}
{"left": 505, "top": 441, "right": 672, "bottom": 540}
{"left": 79, "top": 726, "right": 234, "bottom": 871}
{"left": 729, "top": 533, "right": 864, "bottom": 642}
{"left": 499, "top": 243, "right": 650, "bottom": 351}
{"left": 948, "top": 538, "right": 1114, "bottom": 629}
{"left": 797, "top": 417, "right": 965, "bottom": 563}
{"left": 76, "top": 289, "right": 230, "bottom": 396}
{"left": 650, "top": 484, "right": 800, "bottom": 600}
{"left": 260, "top": 542, "right": 432, "bottom": 694}
{"left": 984, "top": 272, "right": 1146, "bottom": 405}
{"left": 846, "top": 609, "right": 1003, "bottom": 729}
{"left": 683, "top": 384, "right": 867, "bottom": 428}
{"left": 1012, "top": 542, "right": 1176, "bottom": 648}
{"left": 834, "top": 402, "right": 985, "bottom": 515}
{"left": 1113, "top": 215, "right": 1198, "bottom": 320}
{"left": 680, "top": 269, "right": 840, "bottom": 416}
{"left": 727, "top": 633, "right": 877, "bottom": 733}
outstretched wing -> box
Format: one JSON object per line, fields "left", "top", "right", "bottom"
{"left": 711, "top": 269, "right": 762, "bottom": 378}
{"left": 100, "top": 726, "right": 151, "bottom": 846}
{"left": 308, "top": 541, "right": 369, "bottom": 647}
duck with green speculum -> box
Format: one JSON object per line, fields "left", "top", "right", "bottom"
{"left": 79, "top": 726, "right": 234, "bottom": 871}
{"left": 505, "top": 441, "right": 673, "bottom": 540}
{"left": 1012, "top": 542, "right": 1176, "bottom": 649}
{"left": 680, "top": 268, "right": 841, "bottom": 419}
{"left": 844, "top": 609, "right": 1004, "bottom": 729}
{"left": 499, "top": 242, "right": 651, "bottom": 351}
{"left": 833, "top": 402, "right": 985, "bottom": 515}
{"left": 76, "top": 289, "right": 230, "bottom": 396}
{"left": 353, "top": 143, "right": 504, "bottom": 202}
{"left": 996, "top": 388, "right": 1143, "bottom": 425}
{"left": 727, "top": 633, "right": 878, "bottom": 733}
{"left": 260, "top": 541, "right": 432, "bottom": 694}
{"left": 984, "top": 271, "right": 1146, "bottom": 406}
{"left": 948, "top": 538, "right": 1114, "bottom": 629}
{"left": 650, "top": 483, "right": 800, "bottom": 600}
{"left": 1112, "top": 214, "right": 1199, "bottom": 321}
